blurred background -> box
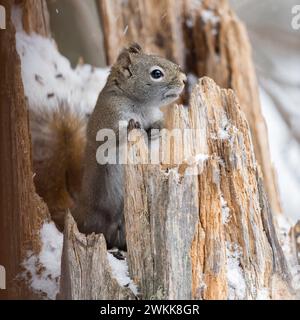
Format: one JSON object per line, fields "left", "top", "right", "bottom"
{"left": 45, "top": 0, "right": 300, "bottom": 221}
{"left": 231, "top": 0, "right": 300, "bottom": 222}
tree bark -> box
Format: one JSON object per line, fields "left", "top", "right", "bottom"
{"left": 98, "top": 0, "right": 282, "bottom": 216}
{"left": 0, "top": 1, "right": 49, "bottom": 299}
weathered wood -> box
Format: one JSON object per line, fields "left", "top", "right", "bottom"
{"left": 124, "top": 77, "right": 293, "bottom": 300}
{"left": 17, "top": 0, "right": 51, "bottom": 36}
{"left": 99, "top": 0, "right": 186, "bottom": 67}
{"left": 59, "top": 213, "right": 136, "bottom": 300}
{"left": 188, "top": 0, "right": 281, "bottom": 215}
{"left": 291, "top": 221, "right": 300, "bottom": 265}
{"left": 99, "top": 0, "right": 281, "bottom": 216}
{"left": 0, "top": 1, "right": 49, "bottom": 299}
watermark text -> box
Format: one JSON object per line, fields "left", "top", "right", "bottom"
{"left": 0, "top": 265, "right": 6, "bottom": 290}
{"left": 95, "top": 122, "right": 211, "bottom": 176}
{"left": 0, "top": 5, "right": 6, "bottom": 30}
{"left": 292, "top": 5, "right": 300, "bottom": 30}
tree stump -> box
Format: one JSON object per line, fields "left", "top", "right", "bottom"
{"left": 59, "top": 77, "right": 294, "bottom": 300}
{"left": 124, "top": 77, "right": 293, "bottom": 299}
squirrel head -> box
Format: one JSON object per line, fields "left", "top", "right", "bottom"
{"left": 108, "top": 43, "right": 187, "bottom": 107}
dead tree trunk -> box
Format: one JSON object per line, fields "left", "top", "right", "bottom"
{"left": 0, "top": 0, "right": 49, "bottom": 299}
{"left": 98, "top": 0, "right": 281, "bottom": 216}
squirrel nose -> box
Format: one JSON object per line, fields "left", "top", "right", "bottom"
{"left": 180, "top": 72, "right": 187, "bottom": 85}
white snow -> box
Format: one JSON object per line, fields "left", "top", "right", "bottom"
{"left": 15, "top": 31, "right": 109, "bottom": 116}
{"left": 21, "top": 222, "right": 63, "bottom": 300}
{"left": 107, "top": 253, "right": 139, "bottom": 296}
{"left": 123, "top": 25, "right": 129, "bottom": 35}
{"left": 186, "top": 17, "right": 194, "bottom": 28}
{"left": 184, "top": 153, "right": 209, "bottom": 176}
{"left": 256, "top": 288, "right": 270, "bottom": 300}
{"left": 193, "top": 153, "right": 209, "bottom": 164}
{"left": 221, "top": 195, "right": 231, "bottom": 224}
{"left": 276, "top": 215, "right": 300, "bottom": 292}
{"left": 201, "top": 9, "right": 220, "bottom": 25}
{"left": 226, "top": 242, "right": 246, "bottom": 300}
{"left": 218, "top": 128, "right": 230, "bottom": 140}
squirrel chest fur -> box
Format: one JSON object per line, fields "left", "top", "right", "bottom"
{"left": 72, "top": 43, "right": 186, "bottom": 249}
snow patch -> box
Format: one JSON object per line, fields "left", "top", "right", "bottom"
{"left": 256, "top": 288, "right": 270, "bottom": 300}
{"left": 21, "top": 222, "right": 63, "bottom": 300}
{"left": 226, "top": 242, "right": 246, "bottom": 300}
{"left": 15, "top": 31, "right": 109, "bottom": 115}
{"left": 186, "top": 17, "right": 194, "bottom": 28}
{"left": 221, "top": 195, "right": 231, "bottom": 224}
{"left": 218, "top": 128, "right": 230, "bottom": 140}
{"left": 184, "top": 153, "right": 209, "bottom": 176}
{"left": 193, "top": 153, "right": 209, "bottom": 164}
{"left": 201, "top": 9, "right": 220, "bottom": 25}
{"left": 107, "top": 253, "right": 139, "bottom": 296}
{"left": 277, "top": 215, "right": 300, "bottom": 291}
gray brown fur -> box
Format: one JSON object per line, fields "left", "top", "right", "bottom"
{"left": 72, "top": 43, "right": 186, "bottom": 249}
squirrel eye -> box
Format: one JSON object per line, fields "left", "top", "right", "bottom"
{"left": 150, "top": 66, "right": 164, "bottom": 81}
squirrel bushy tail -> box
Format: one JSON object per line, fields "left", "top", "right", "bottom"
{"left": 30, "top": 102, "right": 87, "bottom": 230}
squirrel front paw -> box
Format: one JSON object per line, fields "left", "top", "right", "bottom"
{"left": 127, "top": 119, "right": 142, "bottom": 132}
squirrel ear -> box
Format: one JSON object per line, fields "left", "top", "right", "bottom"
{"left": 127, "top": 42, "right": 143, "bottom": 54}
{"left": 116, "top": 42, "right": 143, "bottom": 64}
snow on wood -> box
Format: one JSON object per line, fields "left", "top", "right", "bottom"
{"left": 21, "top": 222, "right": 63, "bottom": 300}
{"left": 107, "top": 253, "right": 139, "bottom": 296}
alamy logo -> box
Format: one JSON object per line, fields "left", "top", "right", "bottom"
{"left": 0, "top": 5, "right": 6, "bottom": 30}
{"left": 0, "top": 265, "right": 5, "bottom": 290}
{"left": 292, "top": 5, "right": 300, "bottom": 30}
